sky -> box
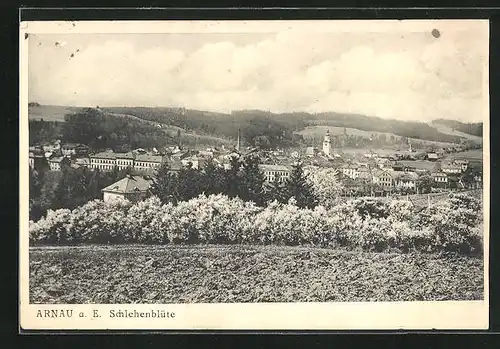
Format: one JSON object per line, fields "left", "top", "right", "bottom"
{"left": 27, "top": 21, "right": 489, "bottom": 123}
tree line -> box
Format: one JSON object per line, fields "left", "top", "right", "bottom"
{"left": 104, "top": 107, "right": 305, "bottom": 149}
{"left": 29, "top": 155, "right": 319, "bottom": 221}
{"left": 151, "top": 155, "right": 318, "bottom": 208}
{"left": 29, "top": 108, "right": 179, "bottom": 151}
{"left": 62, "top": 108, "right": 177, "bottom": 151}
{"left": 29, "top": 165, "right": 131, "bottom": 221}
{"left": 103, "top": 107, "right": 474, "bottom": 145}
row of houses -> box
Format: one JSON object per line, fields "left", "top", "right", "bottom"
{"left": 29, "top": 147, "right": 209, "bottom": 173}
{"left": 89, "top": 152, "right": 165, "bottom": 172}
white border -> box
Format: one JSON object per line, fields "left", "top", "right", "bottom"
{"left": 19, "top": 19, "right": 490, "bottom": 331}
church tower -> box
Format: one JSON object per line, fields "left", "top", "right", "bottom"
{"left": 323, "top": 129, "right": 332, "bottom": 156}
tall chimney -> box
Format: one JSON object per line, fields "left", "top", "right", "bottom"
{"left": 236, "top": 128, "right": 241, "bottom": 152}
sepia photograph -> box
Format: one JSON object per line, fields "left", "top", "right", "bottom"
{"left": 20, "top": 19, "right": 489, "bottom": 330}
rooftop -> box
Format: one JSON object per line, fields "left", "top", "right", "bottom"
{"left": 115, "top": 152, "right": 135, "bottom": 159}
{"left": 442, "top": 163, "right": 462, "bottom": 169}
{"left": 372, "top": 169, "right": 392, "bottom": 177}
{"left": 48, "top": 156, "right": 66, "bottom": 163}
{"left": 75, "top": 158, "right": 90, "bottom": 164}
{"left": 394, "top": 171, "right": 418, "bottom": 180}
{"left": 259, "top": 164, "right": 292, "bottom": 172}
{"left": 102, "top": 175, "right": 153, "bottom": 194}
{"left": 90, "top": 152, "right": 117, "bottom": 159}
{"left": 135, "top": 154, "right": 164, "bottom": 163}
{"left": 432, "top": 172, "right": 448, "bottom": 176}
{"left": 62, "top": 143, "right": 87, "bottom": 148}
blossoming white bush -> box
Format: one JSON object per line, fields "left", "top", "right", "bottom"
{"left": 388, "top": 200, "right": 415, "bottom": 222}
{"left": 29, "top": 208, "right": 72, "bottom": 244}
{"left": 127, "top": 196, "right": 171, "bottom": 243}
{"left": 28, "top": 192, "right": 483, "bottom": 255}
{"left": 306, "top": 167, "right": 343, "bottom": 209}
{"left": 413, "top": 198, "right": 482, "bottom": 253}
{"left": 163, "top": 194, "right": 262, "bottom": 244}
{"left": 68, "top": 198, "right": 133, "bottom": 244}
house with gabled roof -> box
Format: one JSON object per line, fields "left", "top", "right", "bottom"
{"left": 341, "top": 163, "right": 361, "bottom": 180}
{"left": 101, "top": 174, "right": 153, "bottom": 203}
{"left": 372, "top": 169, "right": 394, "bottom": 188}
{"left": 61, "top": 143, "right": 89, "bottom": 157}
{"left": 432, "top": 171, "right": 449, "bottom": 184}
{"left": 392, "top": 171, "right": 418, "bottom": 190}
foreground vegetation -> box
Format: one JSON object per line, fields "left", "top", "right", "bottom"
{"left": 29, "top": 244, "right": 483, "bottom": 303}
{"left": 29, "top": 192, "right": 483, "bottom": 256}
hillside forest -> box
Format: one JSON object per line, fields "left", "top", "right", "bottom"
{"left": 29, "top": 105, "right": 483, "bottom": 151}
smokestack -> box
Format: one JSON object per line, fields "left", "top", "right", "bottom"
{"left": 177, "top": 129, "right": 181, "bottom": 147}
{"left": 236, "top": 128, "right": 241, "bottom": 152}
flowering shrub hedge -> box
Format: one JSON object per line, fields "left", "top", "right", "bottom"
{"left": 29, "top": 193, "right": 483, "bottom": 255}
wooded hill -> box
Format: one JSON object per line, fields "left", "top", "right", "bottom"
{"left": 432, "top": 118, "right": 483, "bottom": 137}
{"left": 29, "top": 104, "right": 483, "bottom": 149}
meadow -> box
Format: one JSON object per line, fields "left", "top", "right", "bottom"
{"left": 447, "top": 149, "right": 483, "bottom": 161}
{"left": 29, "top": 244, "right": 483, "bottom": 304}
{"left": 430, "top": 122, "right": 483, "bottom": 144}
{"left": 28, "top": 191, "right": 484, "bottom": 303}
{"left": 28, "top": 105, "right": 83, "bottom": 122}
{"left": 297, "top": 125, "right": 462, "bottom": 148}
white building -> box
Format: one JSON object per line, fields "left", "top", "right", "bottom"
{"left": 259, "top": 164, "right": 292, "bottom": 183}
{"left": 181, "top": 155, "right": 206, "bottom": 170}
{"left": 372, "top": 169, "right": 394, "bottom": 188}
{"left": 427, "top": 152, "right": 439, "bottom": 161}
{"left": 90, "top": 152, "right": 117, "bottom": 171}
{"left": 102, "top": 175, "right": 153, "bottom": 203}
{"left": 432, "top": 172, "right": 449, "bottom": 183}
{"left": 393, "top": 171, "right": 418, "bottom": 190}
{"left": 341, "top": 164, "right": 360, "bottom": 180}
{"left": 134, "top": 154, "right": 163, "bottom": 172}
{"left": 116, "top": 152, "right": 135, "bottom": 170}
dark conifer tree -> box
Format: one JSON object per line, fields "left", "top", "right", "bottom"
{"left": 149, "top": 162, "right": 179, "bottom": 204}
{"left": 176, "top": 163, "right": 202, "bottom": 202}
{"left": 239, "top": 155, "right": 265, "bottom": 206}
{"left": 224, "top": 156, "right": 242, "bottom": 198}
{"left": 200, "top": 159, "right": 227, "bottom": 195}
{"left": 264, "top": 178, "right": 288, "bottom": 204}
{"left": 285, "top": 162, "right": 318, "bottom": 208}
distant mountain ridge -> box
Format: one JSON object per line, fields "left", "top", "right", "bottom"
{"left": 28, "top": 104, "right": 482, "bottom": 146}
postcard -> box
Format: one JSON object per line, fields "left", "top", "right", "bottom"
{"left": 20, "top": 19, "right": 489, "bottom": 330}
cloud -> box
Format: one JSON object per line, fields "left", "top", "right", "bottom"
{"left": 29, "top": 26, "right": 488, "bottom": 122}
